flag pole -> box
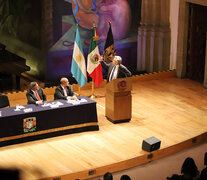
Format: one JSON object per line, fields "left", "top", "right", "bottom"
{"left": 89, "top": 80, "right": 96, "bottom": 99}
{"left": 78, "top": 85, "right": 81, "bottom": 96}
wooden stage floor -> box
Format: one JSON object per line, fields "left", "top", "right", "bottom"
{"left": 0, "top": 71, "right": 207, "bottom": 180}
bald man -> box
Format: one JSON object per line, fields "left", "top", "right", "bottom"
{"left": 54, "top": 77, "right": 77, "bottom": 100}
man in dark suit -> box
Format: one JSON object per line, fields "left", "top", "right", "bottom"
{"left": 100, "top": 55, "right": 132, "bottom": 82}
{"left": 54, "top": 77, "right": 77, "bottom": 100}
{"left": 26, "top": 82, "right": 46, "bottom": 104}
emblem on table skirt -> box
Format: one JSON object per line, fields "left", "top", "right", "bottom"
{"left": 23, "top": 117, "right": 36, "bottom": 133}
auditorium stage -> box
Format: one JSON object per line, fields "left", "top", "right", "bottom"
{"left": 0, "top": 70, "right": 207, "bottom": 180}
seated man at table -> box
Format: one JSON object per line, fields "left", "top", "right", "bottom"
{"left": 26, "top": 82, "right": 47, "bottom": 104}
{"left": 54, "top": 77, "right": 77, "bottom": 100}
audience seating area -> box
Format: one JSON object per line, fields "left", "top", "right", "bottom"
{"left": 167, "top": 153, "right": 207, "bottom": 180}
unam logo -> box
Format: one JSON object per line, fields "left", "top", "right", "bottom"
{"left": 90, "top": 54, "right": 99, "bottom": 64}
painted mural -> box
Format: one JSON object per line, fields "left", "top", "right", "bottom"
{"left": 0, "top": 0, "right": 141, "bottom": 83}
{"left": 48, "top": 0, "right": 141, "bottom": 82}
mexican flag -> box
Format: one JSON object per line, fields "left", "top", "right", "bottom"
{"left": 87, "top": 26, "right": 103, "bottom": 87}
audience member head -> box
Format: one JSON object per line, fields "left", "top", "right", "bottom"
{"left": 181, "top": 157, "right": 198, "bottom": 178}
{"left": 204, "top": 152, "right": 207, "bottom": 166}
{"left": 29, "top": 82, "right": 38, "bottom": 91}
{"left": 113, "top": 56, "right": 122, "bottom": 65}
{"left": 60, "top": 77, "right": 69, "bottom": 88}
{"left": 200, "top": 169, "right": 207, "bottom": 180}
{"left": 120, "top": 174, "right": 131, "bottom": 180}
{"left": 200, "top": 152, "right": 207, "bottom": 180}
{"left": 103, "top": 172, "right": 113, "bottom": 180}
{"left": 0, "top": 168, "right": 20, "bottom": 180}
{"left": 167, "top": 174, "right": 180, "bottom": 180}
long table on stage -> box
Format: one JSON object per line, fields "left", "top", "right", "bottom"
{"left": 0, "top": 96, "right": 99, "bottom": 147}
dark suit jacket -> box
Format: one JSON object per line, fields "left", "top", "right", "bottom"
{"left": 101, "top": 60, "right": 132, "bottom": 82}
{"left": 26, "top": 88, "right": 47, "bottom": 104}
{"left": 54, "top": 85, "right": 74, "bottom": 100}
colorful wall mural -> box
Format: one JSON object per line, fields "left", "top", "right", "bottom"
{"left": 47, "top": 0, "right": 141, "bottom": 83}
{"left": 0, "top": 0, "right": 141, "bottom": 84}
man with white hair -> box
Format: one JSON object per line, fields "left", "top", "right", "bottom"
{"left": 100, "top": 55, "right": 131, "bottom": 82}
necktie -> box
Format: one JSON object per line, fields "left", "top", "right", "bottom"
{"left": 35, "top": 91, "right": 41, "bottom": 101}
{"left": 109, "top": 66, "right": 116, "bottom": 81}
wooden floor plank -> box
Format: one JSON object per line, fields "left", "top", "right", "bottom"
{"left": 1, "top": 73, "right": 207, "bottom": 179}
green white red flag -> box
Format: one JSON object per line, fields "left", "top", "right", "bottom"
{"left": 87, "top": 25, "right": 103, "bottom": 87}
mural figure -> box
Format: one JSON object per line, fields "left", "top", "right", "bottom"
{"left": 98, "top": 0, "right": 131, "bottom": 42}
{"left": 64, "top": 0, "right": 131, "bottom": 43}
{"left": 48, "top": 0, "right": 140, "bottom": 81}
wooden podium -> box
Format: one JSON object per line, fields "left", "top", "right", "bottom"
{"left": 105, "top": 77, "right": 132, "bottom": 123}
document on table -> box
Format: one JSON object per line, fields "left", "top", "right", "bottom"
{"left": 14, "top": 105, "right": 25, "bottom": 111}
{"left": 41, "top": 101, "right": 64, "bottom": 108}
{"left": 67, "top": 98, "right": 87, "bottom": 105}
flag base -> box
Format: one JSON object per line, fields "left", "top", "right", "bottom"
{"left": 89, "top": 93, "right": 96, "bottom": 99}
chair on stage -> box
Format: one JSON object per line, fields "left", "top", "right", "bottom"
{"left": 0, "top": 95, "right": 10, "bottom": 108}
